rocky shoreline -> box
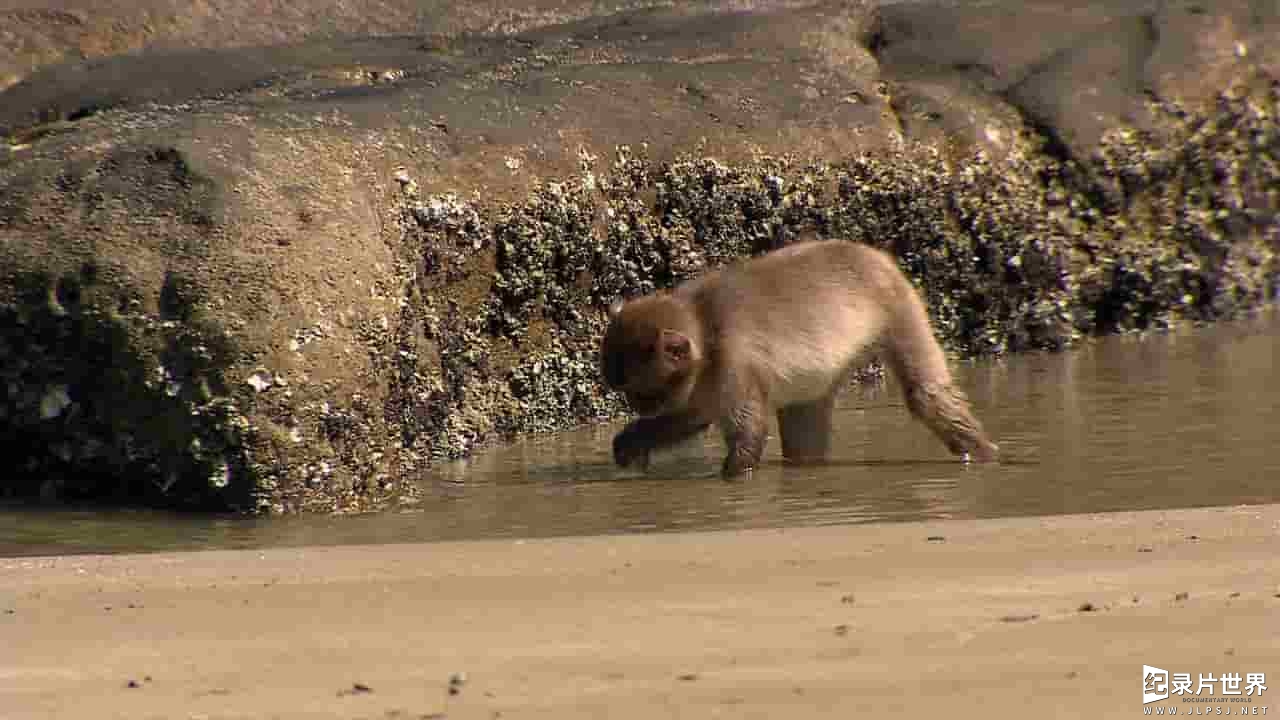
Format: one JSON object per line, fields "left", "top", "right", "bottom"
{"left": 1, "top": 1, "right": 1276, "bottom": 513}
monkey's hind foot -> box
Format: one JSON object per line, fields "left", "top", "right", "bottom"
{"left": 905, "top": 382, "right": 999, "bottom": 464}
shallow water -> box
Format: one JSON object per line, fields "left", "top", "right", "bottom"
{"left": 1, "top": 314, "right": 1276, "bottom": 557}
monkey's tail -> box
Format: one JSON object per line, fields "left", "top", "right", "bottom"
{"left": 883, "top": 282, "right": 999, "bottom": 462}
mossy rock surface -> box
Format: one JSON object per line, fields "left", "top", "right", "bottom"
{"left": 1, "top": 0, "right": 1276, "bottom": 513}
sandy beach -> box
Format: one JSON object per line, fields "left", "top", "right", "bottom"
{"left": 3, "top": 503, "right": 1278, "bottom": 719}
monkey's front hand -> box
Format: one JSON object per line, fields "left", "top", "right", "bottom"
{"left": 612, "top": 422, "right": 653, "bottom": 470}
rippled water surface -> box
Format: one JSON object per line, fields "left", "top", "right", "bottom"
{"left": 2, "top": 315, "right": 1276, "bottom": 557}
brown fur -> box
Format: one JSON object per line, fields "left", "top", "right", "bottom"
{"left": 600, "top": 239, "right": 999, "bottom": 478}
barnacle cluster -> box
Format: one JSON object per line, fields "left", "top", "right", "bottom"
{"left": 0, "top": 270, "right": 256, "bottom": 509}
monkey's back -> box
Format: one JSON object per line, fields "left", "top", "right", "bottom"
{"left": 677, "top": 240, "right": 910, "bottom": 407}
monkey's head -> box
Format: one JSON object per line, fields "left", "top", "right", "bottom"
{"left": 600, "top": 295, "right": 703, "bottom": 417}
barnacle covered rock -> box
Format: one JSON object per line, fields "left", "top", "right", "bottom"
{"left": 1, "top": 0, "right": 1275, "bottom": 512}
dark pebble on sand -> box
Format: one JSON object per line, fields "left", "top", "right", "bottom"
{"left": 1077, "top": 602, "right": 1097, "bottom": 612}
{"left": 126, "top": 680, "right": 140, "bottom": 689}
{"left": 678, "top": 673, "right": 699, "bottom": 681}
{"left": 999, "top": 613, "right": 1040, "bottom": 623}
{"left": 841, "top": 594, "right": 855, "bottom": 605}
{"left": 1175, "top": 591, "right": 1189, "bottom": 601}
{"left": 926, "top": 536, "right": 945, "bottom": 542}
{"left": 1138, "top": 546, "right": 1153, "bottom": 553}
{"left": 833, "top": 624, "right": 850, "bottom": 636}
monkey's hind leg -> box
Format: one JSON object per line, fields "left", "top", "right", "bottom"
{"left": 904, "top": 382, "right": 999, "bottom": 462}
{"left": 777, "top": 391, "right": 837, "bottom": 465}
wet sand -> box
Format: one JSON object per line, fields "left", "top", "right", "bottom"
{"left": 3, "top": 504, "right": 1278, "bottom": 719}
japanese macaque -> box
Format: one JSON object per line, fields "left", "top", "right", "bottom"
{"left": 599, "top": 238, "right": 998, "bottom": 478}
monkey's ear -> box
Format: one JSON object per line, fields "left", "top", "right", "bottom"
{"left": 607, "top": 298, "right": 625, "bottom": 319}
{"left": 659, "top": 330, "right": 692, "bottom": 364}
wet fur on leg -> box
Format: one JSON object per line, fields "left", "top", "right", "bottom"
{"left": 719, "top": 386, "right": 770, "bottom": 477}
{"left": 904, "top": 382, "right": 998, "bottom": 461}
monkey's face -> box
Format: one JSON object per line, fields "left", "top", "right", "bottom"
{"left": 601, "top": 300, "right": 699, "bottom": 417}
